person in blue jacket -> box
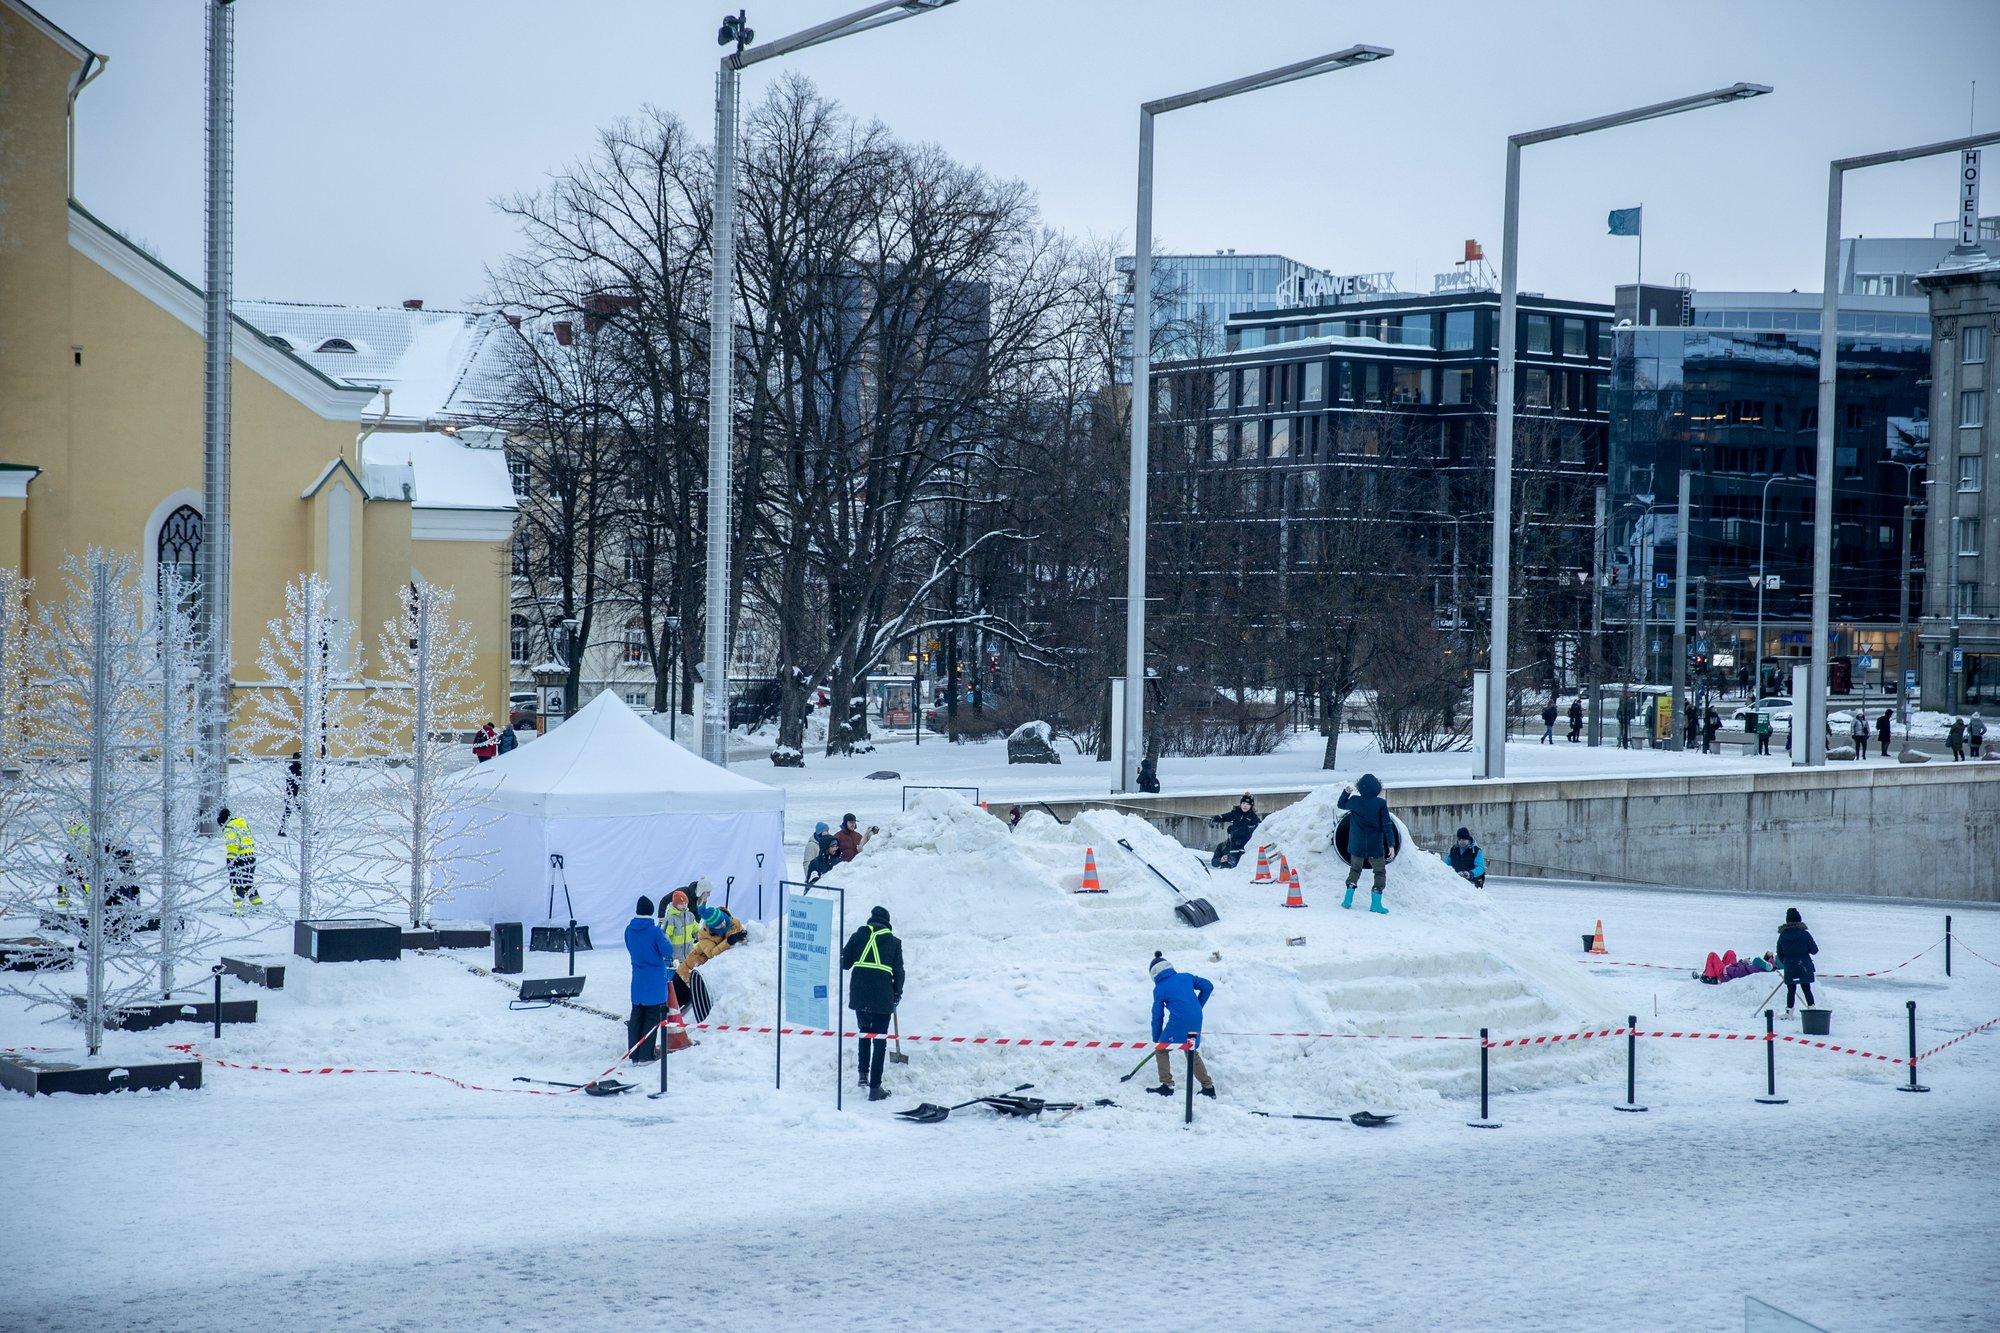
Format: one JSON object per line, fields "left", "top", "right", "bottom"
{"left": 1446, "top": 826, "right": 1486, "bottom": 888}
{"left": 1775, "top": 907, "right": 1819, "bottom": 1019}
{"left": 624, "top": 894, "right": 671, "bottom": 1062}
{"left": 1337, "top": 773, "right": 1396, "bottom": 914}
{"left": 1147, "top": 952, "right": 1216, "bottom": 1099}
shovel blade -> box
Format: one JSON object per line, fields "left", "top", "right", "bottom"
{"left": 584, "top": 1079, "right": 635, "bottom": 1097}
{"left": 895, "top": 1103, "right": 951, "bottom": 1123}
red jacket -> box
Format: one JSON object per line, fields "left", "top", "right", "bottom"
{"left": 473, "top": 726, "right": 498, "bottom": 759}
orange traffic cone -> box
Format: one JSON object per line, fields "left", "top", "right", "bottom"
{"left": 1588, "top": 919, "right": 1608, "bottom": 955}
{"left": 1252, "top": 846, "right": 1274, "bottom": 883}
{"left": 1282, "top": 867, "right": 1306, "bottom": 909}
{"left": 1077, "top": 847, "right": 1105, "bottom": 894}
{"left": 663, "top": 988, "right": 694, "bottom": 1052}
{"left": 1274, "top": 852, "right": 1291, "bottom": 886}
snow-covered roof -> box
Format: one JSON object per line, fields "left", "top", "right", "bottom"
{"left": 1922, "top": 244, "right": 2000, "bottom": 280}
{"left": 454, "top": 690, "right": 784, "bottom": 817}
{"left": 360, "top": 429, "right": 515, "bottom": 512}
{"left": 235, "top": 301, "right": 514, "bottom": 424}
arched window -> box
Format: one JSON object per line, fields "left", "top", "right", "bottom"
{"left": 156, "top": 504, "right": 203, "bottom": 613}
{"left": 315, "top": 338, "right": 358, "bottom": 354}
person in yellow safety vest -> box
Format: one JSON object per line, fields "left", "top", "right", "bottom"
{"left": 220, "top": 807, "right": 260, "bottom": 911}
{"left": 676, "top": 905, "right": 748, "bottom": 982}
{"left": 57, "top": 820, "right": 89, "bottom": 908}
{"left": 660, "top": 888, "right": 702, "bottom": 967}
{"left": 840, "top": 906, "right": 905, "bottom": 1101}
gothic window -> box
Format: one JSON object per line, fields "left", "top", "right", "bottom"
{"left": 157, "top": 504, "right": 203, "bottom": 615}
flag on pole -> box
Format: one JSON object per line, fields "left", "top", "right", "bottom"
{"left": 1607, "top": 206, "right": 1643, "bottom": 236}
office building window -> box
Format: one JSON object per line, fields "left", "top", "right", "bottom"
{"left": 1444, "top": 309, "right": 1475, "bottom": 352}
{"left": 1961, "top": 389, "right": 1985, "bottom": 429}
{"left": 1268, "top": 417, "right": 1292, "bottom": 458}
{"left": 1338, "top": 361, "right": 1355, "bottom": 401}
{"left": 1955, "top": 517, "right": 1983, "bottom": 557}
{"left": 1392, "top": 366, "right": 1431, "bottom": 405}
{"left": 1562, "top": 319, "right": 1586, "bottom": 358}
{"left": 1522, "top": 368, "right": 1552, "bottom": 409}
{"left": 1212, "top": 371, "right": 1231, "bottom": 410}
{"left": 1957, "top": 582, "right": 1981, "bottom": 616}
{"left": 1363, "top": 363, "right": 1382, "bottom": 403}
{"left": 1960, "top": 455, "right": 1983, "bottom": 492}
{"left": 1964, "top": 325, "right": 1987, "bottom": 364}
{"left": 1302, "top": 360, "right": 1324, "bottom": 402}
{"left": 1209, "top": 424, "right": 1229, "bottom": 461}
{"left": 1524, "top": 314, "right": 1552, "bottom": 355}
{"left": 1154, "top": 378, "right": 1172, "bottom": 412}
{"left": 1398, "top": 314, "right": 1433, "bottom": 348}
{"left": 1442, "top": 367, "right": 1474, "bottom": 406}
{"left": 1239, "top": 367, "right": 1262, "bottom": 409}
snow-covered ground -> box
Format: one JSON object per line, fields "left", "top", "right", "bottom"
{"left": 4, "top": 780, "right": 1996, "bottom": 1330}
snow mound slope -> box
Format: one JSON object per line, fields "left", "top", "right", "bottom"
{"left": 771, "top": 787, "right": 1618, "bottom": 1111}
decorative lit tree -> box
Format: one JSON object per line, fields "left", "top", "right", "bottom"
{"left": 363, "top": 578, "right": 495, "bottom": 927}
{"left": 0, "top": 553, "right": 221, "bottom": 1053}
{"left": 237, "top": 573, "right": 383, "bottom": 922}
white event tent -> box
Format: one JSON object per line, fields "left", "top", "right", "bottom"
{"left": 438, "top": 692, "right": 785, "bottom": 940}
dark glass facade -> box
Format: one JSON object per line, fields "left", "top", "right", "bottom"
{"left": 1606, "top": 322, "right": 1929, "bottom": 688}
{"left": 1151, "top": 292, "right": 1611, "bottom": 670}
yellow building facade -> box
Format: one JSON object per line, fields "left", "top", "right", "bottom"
{"left": 0, "top": 0, "right": 515, "bottom": 739}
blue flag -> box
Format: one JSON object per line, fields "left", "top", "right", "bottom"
{"left": 1607, "top": 206, "right": 1642, "bottom": 237}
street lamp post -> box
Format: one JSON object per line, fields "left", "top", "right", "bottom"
{"left": 1480, "top": 83, "right": 1771, "bottom": 780}
{"left": 665, "top": 613, "right": 682, "bottom": 741}
{"left": 1807, "top": 129, "right": 2000, "bottom": 765}
{"left": 703, "top": 1, "right": 964, "bottom": 768}
{"left": 1121, "top": 44, "right": 1393, "bottom": 793}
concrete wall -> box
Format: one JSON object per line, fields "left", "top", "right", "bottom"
{"left": 1024, "top": 764, "right": 2000, "bottom": 902}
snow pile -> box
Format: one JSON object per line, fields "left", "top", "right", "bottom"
{"left": 722, "top": 786, "right": 1618, "bottom": 1113}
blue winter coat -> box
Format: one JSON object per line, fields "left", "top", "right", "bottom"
{"left": 625, "top": 915, "right": 671, "bottom": 1005}
{"left": 1775, "top": 923, "right": 1818, "bottom": 983}
{"left": 1337, "top": 774, "right": 1393, "bottom": 859}
{"left": 1151, "top": 967, "right": 1214, "bottom": 1048}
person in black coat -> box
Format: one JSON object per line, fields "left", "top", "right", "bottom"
{"left": 1208, "top": 795, "right": 1261, "bottom": 868}
{"left": 841, "top": 905, "right": 906, "bottom": 1101}
{"left": 1775, "top": 907, "right": 1819, "bottom": 1017}
{"left": 1566, "top": 697, "right": 1583, "bottom": 743}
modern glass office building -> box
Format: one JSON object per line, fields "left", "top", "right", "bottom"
{"left": 1115, "top": 251, "right": 1340, "bottom": 371}
{"left": 1606, "top": 290, "right": 1930, "bottom": 691}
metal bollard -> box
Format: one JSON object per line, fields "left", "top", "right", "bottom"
{"left": 1467, "top": 1028, "right": 1502, "bottom": 1128}
{"left": 1614, "top": 1015, "right": 1647, "bottom": 1111}
{"left": 210, "top": 963, "right": 224, "bottom": 1040}
{"left": 1898, "top": 999, "right": 1930, "bottom": 1093}
{"left": 1183, "top": 1036, "right": 1195, "bottom": 1126}
{"left": 1755, "top": 1009, "right": 1787, "bottom": 1104}
{"left": 1945, "top": 914, "right": 1952, "bottom": 978}
{"left": 566, "top": 917, "right": 578, "bottom": 978}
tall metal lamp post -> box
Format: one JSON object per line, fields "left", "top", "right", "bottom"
{"left": 703, "top": 0, "right": 964, "bottom": 768}
{"left": 1479, "top": 82, "right": 1772, "bottom": 780}
{"left": 1121, "top": 44, "right": 1394, "bottom": 793}
{"left": 1806, "top": 130, "right": 1999, "bottom": 761}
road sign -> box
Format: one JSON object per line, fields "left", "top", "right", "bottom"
{"left": 1952, "top": 647, "right": 1964, "bottom": 674}
{"left": 1765, "top": 575, "right": 1781, "bottom": 590}
{"left": 1655, "top": 573, "right": 1669, "bottom": 590}
{"left": 1695, "top": 640, "right": 1709, "bottom": 655}
{"left": 1858, "top": 654, "right": 1874, "bottom": 670}
{"left": 1905, "top": 669, "right": 1917, "bottom": 693}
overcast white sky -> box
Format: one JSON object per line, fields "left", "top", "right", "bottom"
{"left": 41, "top": 0, "right": 2000, "bottom": 312}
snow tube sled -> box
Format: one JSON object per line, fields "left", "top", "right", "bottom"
{"left": 670, "top": 969, "right": 714, "bottom": 1023}
{"left": 1333, "top": 813, "right": 1403, "bottom": 866}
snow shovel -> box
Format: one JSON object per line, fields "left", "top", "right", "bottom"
{"left": 1118, "top": 1049, "right": 1157, "bottom": 1083}
{"left": 896, "top": 1083, "right": 1033, "bottom": 1124}
{"left": 1251, "top": 1109, "right": 1396, "bottom": 1127}
{"left": 889, "top": 1014, "right": 910, "bottom": 1065}
{"left": 1115, "top": 838, "right": 1219, "bottom": 928}
{"left": 511, "top": 1076, "right": 636, "bottom": 1097}
{"left": 980, "top": 1093, "right": 1115, "bottom": 1118}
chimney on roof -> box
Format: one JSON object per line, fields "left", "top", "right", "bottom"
{"left": 553, "top": 320, "right": 574, "bottom": 346}
{"left": 504, "top": 312, "right": 522, "bottom": 329}
{"left": 402, "top": 299, "right": 423, "bottom": 310}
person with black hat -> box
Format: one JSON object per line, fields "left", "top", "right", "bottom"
{"left": 841, "top": 906, "right": 905, "bottom": 1101}
{"left": 624, "top": 895, "right": 671, "bottom": 1062}
{"left": 1446, "top": 827, "right": 1486, "bottom": 887}
{"left": 1147, "top": 952, "right": 1216, "bottom": 1098}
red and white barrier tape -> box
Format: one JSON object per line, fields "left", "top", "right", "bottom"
{"left": 1952, "top": 937, "right": 2000, "bottom": 971}
{"left": 1916, "top": 1014, "right": 2000, "bottom": 1063}
{"left": 696, "top": 1022, "right": 1191, "bottom": 1051}
{"left": 1581, "top": 937, "right": 1944, "bottom": 981}
{"left": 165, "top": 1042, "right": 569, "bottom": 1096}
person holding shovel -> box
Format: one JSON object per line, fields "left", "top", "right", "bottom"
{"left": 841, "top": 906, "right": 905, "bottom": 1102}
{"left": 1775, "top": 907, "right": 1819, "bottom": 1020}
{"left": 624, "top": 895, "right": 671, "bottom": 1063}
{"left": 1146, "top": 952, "right": 1216, "bottom": 1100}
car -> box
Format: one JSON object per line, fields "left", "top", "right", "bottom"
{"left": 1730, "top": 696, "right": 1794, "bottom": 728}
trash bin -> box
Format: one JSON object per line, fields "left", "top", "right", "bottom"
{"left": 1800, "top": 1008, "right": 1831, "bottom": 1036}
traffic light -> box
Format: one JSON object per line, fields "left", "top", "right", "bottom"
{"left": 1691, "top": 651, "right": 1709, "bottom": 672}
